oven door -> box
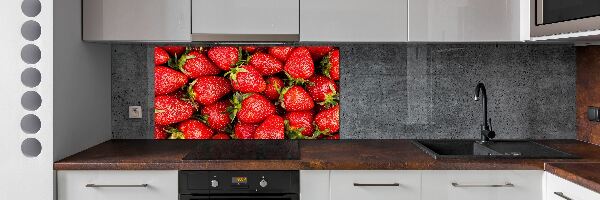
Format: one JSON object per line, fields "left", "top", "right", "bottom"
{"left": 180, "top": 194, "right": 299, "bottom": 200}
{"left": 532, "top": 0, "right": 600, "bottom": 37}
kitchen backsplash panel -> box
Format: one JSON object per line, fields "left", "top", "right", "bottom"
{"left": 112, "top": 44, "right": 576, "bottom": 139}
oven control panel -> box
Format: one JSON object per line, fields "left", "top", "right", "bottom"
{"left": 179, "top": 171, "right": 299, "bottom": 195}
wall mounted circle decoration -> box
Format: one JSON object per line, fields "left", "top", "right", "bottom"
{"left": 21, "top": 114, "right": 41, "bottom": 134}
{"left": 21, "top": 68, "right": 41, "bottom": 87}
{"left": 21, "top": 138, "right": 42, "bottom": 157}
{"left": 21, "top": 91, "right": 42, "bottom": 111}
{"left": 21, "top": 44, "right": 41, "bottom": 64}
{"left": 21, "top": 0, "right": 41, "bottom": 17}
{"left": 21, "top": 20, "right": 41, "bottom": 41}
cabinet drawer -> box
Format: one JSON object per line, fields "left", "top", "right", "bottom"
{"left": 57, "top": 170, "right": 178, "bottom": 200}
{"left": 330, "top": 170, "right": 420, "bottom": 200}
{"left": 546, "top": 172, "right": 600, "bottom": 200}
{"left": 422, "top": 170, "right": 543, "bottom": 200}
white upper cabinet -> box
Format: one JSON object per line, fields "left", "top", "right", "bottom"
{"left": 191, "top": 0, "right": 300, "bottom": 41}
{"left": 408, "top": 0, "right": 530, "bottom": 42}
{"left": 300, "top": 0, "right": 408, "bottom": 42}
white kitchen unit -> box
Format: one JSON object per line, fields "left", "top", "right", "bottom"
{"left": 192, "top": 0, "right": 300, "bottom": 41}
{"left": 545, "top": 172, "right": 600, "bottom": 200}
{"left": 408, "top": 0, "right": 530, "bottom": 42}
{"left": 330, "top": 170, "right": 421, "bottom": 200}
{"left": 300, "top": 0, "right": 408, "bottom": 42}
{"left": 421, "top": 170, "right": 543, "bottom": 200}
{"left": 57, "top": 170, "right": 178, "bottom": 200}
{"left": 300, "top": 170, "right": 330, "bottom": 200}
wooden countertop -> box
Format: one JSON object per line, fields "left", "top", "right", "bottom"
{"left": 545, "top": 162, "right": 600, "bottom": 194}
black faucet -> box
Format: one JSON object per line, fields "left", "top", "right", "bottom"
{"left": 474, "top": 83, "right": 495, "bottom": 143}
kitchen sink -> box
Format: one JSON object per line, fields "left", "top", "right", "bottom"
{"left": 412, "top": 140, "right": 578, "bottom": 159}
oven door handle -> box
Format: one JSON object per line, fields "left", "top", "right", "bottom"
{"left": 180, "top": 194, "right": 298, "bottom": 200}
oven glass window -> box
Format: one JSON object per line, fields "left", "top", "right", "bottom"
{"left": 542, "top": 0, "right": 600, "bottom": 24}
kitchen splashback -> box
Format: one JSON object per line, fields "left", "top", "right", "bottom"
{"left": 112, "top": 44, "right": 576, "bottom": 139}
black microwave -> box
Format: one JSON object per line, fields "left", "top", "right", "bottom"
{"left": 532, "top": 0, "right": 600, "bottom": 37}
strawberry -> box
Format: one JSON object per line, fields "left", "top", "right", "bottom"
{"left": 268, "top": 46, "right": 294, "bottom": 62}
{"left": 211, "top": 132, "right": 231, "bottom": 139}
{"left": 161, "top": 46, "right": 186, "bottom": 57}
{"left": 234, "top": 122, "right": 258, "bottom": 139}
{"left": 284, "top": 111, "right": 314, "bottom": 138}
{"left": 320, "top": 49, "right": 340, "bottom": 81}
{"left": 168, "top": 119, "right": 214, "bottom": 139}
{"left": 243, "top": 46, "right": 265, "bottom": 54}
{"left": 284, "top": 47, "right": 314, "bottom": 81}
{"left": 154, "top": 47, "right": 170, "bottom": 66}
{"left": 154, "top": 95, "right": 194, "bottom": 125}
{"left": 306, "top": 75, "right": 339, "bottom": 107}
{"left": 314, "top": 105, "right": 340, "bottom": 135}
{"left": 175, "top": 50, "right": 221, "bottom": 78}
{"left": 306, "top": 46, "right": 334, "bottom": 61}
{"left": 155, "top": 66, "right": 188, "bottom": 95}
{"left": 200, "top": 100, "right": 232, "bottom": 131}
{"left": 225, "top": 65, "right": 266, "bottom": 93}
{"left": 326, "top": 134, "right": 340, "bottom": 140}
{"left": 264, "top": 76, "right": 284, "bottom": 100}
{"left": 208, "top": 46, "right": 239, "bottom": 71}
{"left": 280, "top": 86, "right": 314, "bottom": 111}
{"left": 230, "top": 93, "right": 276, "bottom": 124}
{"left": 154, "top": 125, "right": 168, "bottom": 139}
{"left": 254, "top": 114, "right": 285, "bottom": 139}
{"left": 249, "top": 52, "right": 283, "bottom": 76}
{"left": 188, "top": 76, "right": 232, "bottom": 105}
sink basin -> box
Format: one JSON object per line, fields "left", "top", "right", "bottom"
{"left": 412, "top": 140, "right": 578, "bottom": 159}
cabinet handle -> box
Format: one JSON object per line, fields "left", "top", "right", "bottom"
{"left": 353, "top": 183, "right": 400, "bottom": 187}
{"left": 451, "top": 182, "right": 514, "bottom": 188}
{"left": 554, "top": 192, "right": 573, "bottom": 200}
{"left": 85, "top": 184, "right": 149, "bottom": 188}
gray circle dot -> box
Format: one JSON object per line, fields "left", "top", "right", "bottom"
{"left": 21, "top": 114, "right": 41, "bottom": 134}
{"left": 21, "top": 20, "right": 41, "bottom": 41}
{"left": 21, "top": 0, "right": 41, "bottom": 17}
{"left": 21, "top": 68, "right": 41, "bottom": 87}
{"left": 22, "top": 91, "right": 42, "bottom": 111}
{"left": 21, "top": 138, "right": 42, "bottom": 157}
{"left": 21, "top": 44, "right": 41, "bottom": 64}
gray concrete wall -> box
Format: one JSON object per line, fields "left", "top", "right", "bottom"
{"left": 111, "top": 44, "right": 576, "bottom": 139}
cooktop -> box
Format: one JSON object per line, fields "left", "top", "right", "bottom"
{"left": 182, "top": 140, "right": 300, "bottom": 160}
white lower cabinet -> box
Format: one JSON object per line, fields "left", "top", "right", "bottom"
{"left": 57, "top": 170, "right": 178, "bottom": 200}
{"left": 421, "top": 170, "right": 543, "bottom": 200}
{"left": 545, "top": 172, "right": 600, "bottom": 200}
{"left": 330, "top": 170, "right": 421, "bottom": 200}
{"left": 300, "top": 170, "right": 331, "bottom": 200}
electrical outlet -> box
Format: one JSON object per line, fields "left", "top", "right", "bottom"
{"left": 129, "top": 106, "right": 142, "bottom": 119}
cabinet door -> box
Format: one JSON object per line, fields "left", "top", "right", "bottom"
{"left": 546, "top": 172, "right": 600, "bottom": 200}
{"left": 409, "top": 0, "right": 529, "bottom": 41}
{"left": 422, "top": 170, "right": 543, "bottom": 200}
{"left": 330, "top": 170, "right": 420, "bottom": 200}
{"left": 300, "top": 0, "right": 408, "bottom": 42}
{"left": 300, "top": 170, "right": 330, "bottom": 200}
{"left": 57, "top": 170, "right": 178, "bottom": 200}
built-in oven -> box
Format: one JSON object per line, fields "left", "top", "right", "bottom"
{"left": 532, "top": 0, "right": 600, "bottom": 37}
{"left": 179, "top": 171, "right": 299, "bottom": 200}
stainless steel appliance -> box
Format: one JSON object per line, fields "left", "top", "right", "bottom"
{"left": 532, "top": 0, "right": 600, "bottom": 37}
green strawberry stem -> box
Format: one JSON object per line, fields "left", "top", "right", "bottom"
{"left": 283, "top": 72, "right": 308, "bottom": 86}
{"left": 284, "top": 120, "right": 308, "bottom": 139}
{"left": 318, "top": 84, "right": 339, "bottom": 108}
{"left": 165, "top": 127, "right": 185, "bottom": 139}
{"left": 234, "top": 47, "right": 250, "bottom": 67}
{"left": 227, "top": 92, "right": 250, "bottom": 121}
{"left": 320, "top": 54, "right": 333, "bottom": 79}
{"left": 224, "top": 67, "right": 248, "bottom": 84}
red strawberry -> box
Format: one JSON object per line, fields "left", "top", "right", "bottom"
{"left": 321, "top": 49, "right": 340, "bottom": 81}
{"left": 268, "top": 46, "right": 294, "bottom": 62}
{"left": 234, "top": 122, "right": 258, "bottom": 139}
{"left": 314, "top": 105, "right": 340, "bottom": 135}
{"left": 154, "top": 95, "right": 194, "bottom": 125}
{"left": 231, "top": 93, "right": 276, "bottom": 124}
{"left": 254, "top": 115, "right": 285, "bottom": 139}
{"left": 171, "top": 119, "right": 214, "bottom": 139}
{"left": 155, "top": 66, "right": 188, "bottom": 95}
{"left": 161, "top": 46, "right": 186, "bottom": 57}
{"left": 285, "top": 111, "right": 314, "bottom": 138}
{"left": 264, "top": 76, "right": 284, "bottom": 100}
{"left": 225, "top": 65, "right": 266, "bottom": 93}
{"left": 280, "top": 86, "right": 314, "bottom": 111}
{"left": 188, "top": 76, "right": 232, "bottom": 105}
{"left": 243, "top": 46, "right": 266, "bottom": 53}
{"left": 306, "top": 75, "right": 339, "bottom": 107}
{"left": 201, "top": 100, "right": 232, "bottom": 131}
{"left": 154, "top": 125, "right": 168, "bottom": 139}
{"left": 306, "top": 46, "right": 334, "bottom": 61}
{"left": 176, "top": 51, "right": 221, "bottom": 78}
{"left": 211, "top": 132, "right": 231, "bottom": 139}
{"left": 208, "top": 46, "right": 239, "bottom": 71}
{"left": 326, "top": 134, "right": 340, "bottom": 140}
{"left": 249, "top": 52, "right": 283, "bottom": 76}
{"left": 154, "top": 47, "right": 170, "bottom": 66}
{"left": 284, "top": 47, "right": 314, "bottom": 80}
